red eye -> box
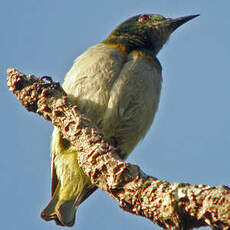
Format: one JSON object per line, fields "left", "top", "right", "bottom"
{"left": 139, "top": 15, "right": 150, "bottom": 23}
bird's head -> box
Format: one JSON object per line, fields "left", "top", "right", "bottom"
{"left": 104, "top": 14, "right": 199, "bottom": 55}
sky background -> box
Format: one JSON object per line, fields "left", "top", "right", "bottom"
{"left": 1, "top": 1, "right": 229, "bottom": 230}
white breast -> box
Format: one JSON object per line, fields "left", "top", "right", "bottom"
{"left": 62, "top": 43, "right": 162, "bottom": 157}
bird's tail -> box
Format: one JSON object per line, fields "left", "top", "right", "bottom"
{"left": 41, "top": 194, "right": 76, "bottom": 226}
{"left": 41, "top": 127, "right": 97, "bottom": 226}
{"left": 41, "top": 184, "right": 97, "bottom": 226}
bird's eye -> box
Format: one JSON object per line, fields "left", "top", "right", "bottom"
{"left": 138, "top": 15, "right": 151, "bottom": 23}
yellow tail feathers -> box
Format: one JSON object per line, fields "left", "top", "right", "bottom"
{"left": 41, "top": 195, "right": 76, "bottom": 226}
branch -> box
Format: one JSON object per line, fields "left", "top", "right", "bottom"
{"left": 7, "top": 68, "right": 230, "bottom": 230}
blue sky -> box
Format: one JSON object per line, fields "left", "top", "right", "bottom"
{"left": 1, "top": 1, "right": 229, "bottom": 229}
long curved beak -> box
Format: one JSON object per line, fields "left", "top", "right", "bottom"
{"left": 169, "top": 14, "right": 200, "bottom": 31}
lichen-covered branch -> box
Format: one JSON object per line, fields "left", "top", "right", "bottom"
{"left": 7, "top": 68, "right": 230, "bottom": 230}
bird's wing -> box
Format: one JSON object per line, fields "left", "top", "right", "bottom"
{"left": 51, "top": 152, "right": 59, "bottom": 197}
{"left": 50, "top": 127, "right": 62, "bottom": 197}
{"left": 102, "top": 50, "right": 162, "bottom": 156}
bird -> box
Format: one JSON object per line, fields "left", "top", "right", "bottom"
{"left": 41, "top": 13, "right": 199, "bottom": 226}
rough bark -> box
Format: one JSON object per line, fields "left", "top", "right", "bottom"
{"left": 7, "top": 68, "right": 230, "bottom": 230}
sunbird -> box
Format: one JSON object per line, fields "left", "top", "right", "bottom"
{"left": 41, "top": 13, "right": 199, "bottom": 226}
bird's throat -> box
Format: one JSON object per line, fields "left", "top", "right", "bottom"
{"left": 103, "top": 32, "right": 152, "bottom": 54}
{"left": 102, "top": 42, "right": 128, "bottom": 55}
{"left": 102, "top": 41, "right": 162, "bottom": 73}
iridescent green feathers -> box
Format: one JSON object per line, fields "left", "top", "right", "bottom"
{"left": 103, "top": 14, "right": 199, "bottom": 55}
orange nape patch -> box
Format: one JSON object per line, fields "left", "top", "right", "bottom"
{"left": 132, "top": 50, "right": 162, "bottom": 72}
{"left": 103, "top": 43, "right": 128, "bottom": 55}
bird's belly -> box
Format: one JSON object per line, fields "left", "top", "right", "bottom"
{"left": 100, "top": 53, "right": 162, "bottom": 157}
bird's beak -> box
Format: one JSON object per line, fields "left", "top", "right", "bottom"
{"left": 168, "top": 14, "right": 200, "bottom": 31}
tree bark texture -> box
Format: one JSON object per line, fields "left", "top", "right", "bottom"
{"left": 7, "top": 68, "right": 230, "bottom": 230}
